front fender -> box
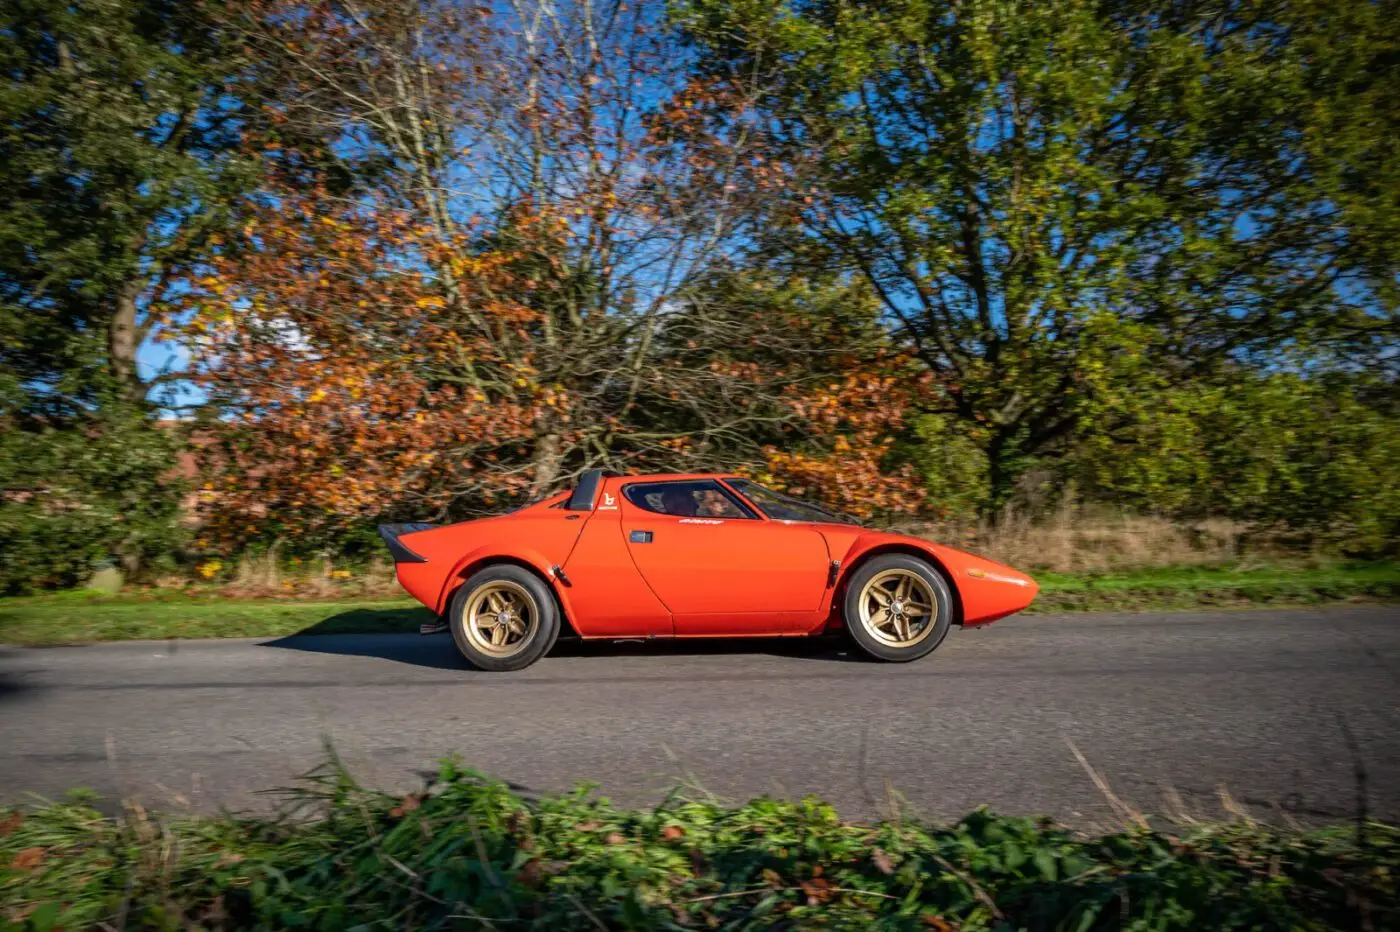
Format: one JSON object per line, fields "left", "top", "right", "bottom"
{"left": 833, "top": 531, "right": 1038, "bottom": 626}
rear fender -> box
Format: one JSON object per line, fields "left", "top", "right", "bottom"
{"left": 432, "top": 544, "right": 580, "bottom": 632}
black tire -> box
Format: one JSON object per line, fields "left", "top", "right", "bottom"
{"left": 841, "top": 554, "right": 953, "bottom": 663}
{"left": 447, "top": 564, "right": 561, "bottom": 671}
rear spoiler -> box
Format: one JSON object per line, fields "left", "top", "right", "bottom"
{"left": 378, "top": 523, "right": 437, "bottom": 564}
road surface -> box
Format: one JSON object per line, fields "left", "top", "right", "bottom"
{"left": 2, "top": 607, "right": 1398, "bottom": 830}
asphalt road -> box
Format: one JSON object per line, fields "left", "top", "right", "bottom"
{"left": 2, "top": 607, "right": 1398, "bottom": 830}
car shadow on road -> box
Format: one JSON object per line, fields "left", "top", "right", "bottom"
{"left": 260, "top": 607, "right": 466, "bottom": 671}
{"left": 549, "top": 634, "right": 862, "bottom": 664}
{"left": 261, "top": 608, "right": 864, "bottom": 671}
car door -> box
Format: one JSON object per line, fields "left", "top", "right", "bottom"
{"left": 619, "top": 479, "right": 830, "bottom": 635}
{"left": 558, "top": 479, "right": 672, "bottom": 638}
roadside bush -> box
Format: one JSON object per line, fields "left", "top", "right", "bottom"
{"left": 2, "top": 759, "right": 1396, "bottom": 930}
{"left": 1072, "top": 372, "right": 1400, "bottom": 554}
{"left": 0, "top": 413, "right": 187, "bottom": 594}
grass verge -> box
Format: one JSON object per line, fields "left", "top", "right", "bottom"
{"left": 2, "top": 758, "right": 1396, "bottom": 931}
{"left": 0, "top": 591, "right": 431, "bottom": 645}
{"left": 1, "top": 562, "right": 1396, "bottom": 646}
{"left": 1028, "top": 561, "right": 1400, "bottom": 613}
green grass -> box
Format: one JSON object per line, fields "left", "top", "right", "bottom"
{"left": 2, "top": 757, "right": 1396, "bottom": 930}
{"left": 1028, "top": 560, "right": 1400, "bottom": 613}
{"left": 1, "top": 561, "right": 1396, "bottom": 646}
{"left": 0, "top": 590, "right": 431, "bottom": 645}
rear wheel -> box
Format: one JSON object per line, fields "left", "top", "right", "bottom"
{"left": 842, "top": 555, "right": 953, "bottom": 662}
{"left": 448, "top": 565, "right": 560, "bottom": 671}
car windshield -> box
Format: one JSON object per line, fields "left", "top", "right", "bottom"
{"left": 726, "top": 479, "right": 861, "bottom": 526}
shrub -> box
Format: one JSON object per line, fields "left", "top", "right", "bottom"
{"left": 0, "top": 413, "right": 188, "bottom": 594}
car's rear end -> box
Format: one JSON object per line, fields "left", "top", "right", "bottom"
{"left": 377, "top": 522, "right": 458, "bottom": 619}
{"left": 377, "top": 485, "right": 595, "bottom": 623}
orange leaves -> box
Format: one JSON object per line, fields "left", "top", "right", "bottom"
{"left": 760, "top": 352, "right": 932, "bottom": 520}
{"left": 177, "top": 175, "right": 564, "bottom": 547}
{"left": 389, "top": 794, "right": 423, "bottom": 818}
{"left": 10, "top": 847, "right": 45, "bottom": 871}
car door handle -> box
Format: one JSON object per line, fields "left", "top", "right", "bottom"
{"left": 629, "top": 530, "right": 653, "bottom": 543}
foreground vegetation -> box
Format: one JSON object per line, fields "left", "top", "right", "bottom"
{"left": 2, "top": 758, "right": 1396, "bottom": 930}
{"left": 2, "top": 562, "right": 1395, "bottom": 646}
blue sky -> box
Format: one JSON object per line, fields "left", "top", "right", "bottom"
{"left": 138, "top": 335, "right": 205, "bottom": 414}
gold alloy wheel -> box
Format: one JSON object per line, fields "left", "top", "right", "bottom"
{"left": 857, "top": 568, "right": 938, "bottom": 647}
{"left": 462, "top": 580, "right": 538, "bottom": 657}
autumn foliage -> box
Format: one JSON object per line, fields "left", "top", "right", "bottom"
{"left": 756, "top": 357, "right": 931, "bottom": 519}
{"left": 185, "top": 171, "right": 929, "bottom": 546}
{"left": 169, "top": 0, "right": 931, "bottom": 549}
{"left": 185, "top": 184, "right": 541, "bottom": 541}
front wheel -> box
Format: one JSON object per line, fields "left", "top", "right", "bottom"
{"left": 842, "top": 555, "right": 953, "bottom": 662}
{"left": 448, "top": 565, "right": 561, "bottom": 671}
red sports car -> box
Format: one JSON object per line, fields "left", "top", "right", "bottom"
{"left": 380, "top": 470, "right": 1038, "bottom": 670}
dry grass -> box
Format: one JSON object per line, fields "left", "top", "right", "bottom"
{"left": 899, "top": 504, "right": 1255, "bottom": 574}
{"left": 213, "top": 548, "right": 401, "bottom": 599}
{"left": 232, "top": 547, "right": 282, "bottom": 593}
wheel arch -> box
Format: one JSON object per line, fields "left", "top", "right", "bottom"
{"left": 438, "top": 553, "right": 582, "bottom": 638}
{"left": 835, "top": 542, "right": 965, "bottom": 627}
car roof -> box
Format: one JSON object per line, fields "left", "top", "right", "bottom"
{"left": 607, "top": 473, "right": 740, "bottom": 483}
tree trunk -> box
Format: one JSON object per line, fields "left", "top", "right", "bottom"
{"left": 110, "top": 278, "right": 152, "bottom": 575}
{"left": 110, "top": 279, "right": 145, "bottom": 405}
{"left": 119, "top": 548, "right": 142, "bottom": 578}
{"left": 530, "top": 433, "right": 563, "bottom": 498}
{"left": 985, "top": 430, "right": 1014, "bottom": 515}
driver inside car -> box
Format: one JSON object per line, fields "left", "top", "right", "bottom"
{"left": 660, "top": 486, "right": 700, "bottom": 516}
{"left": 696, "top": 490, "right": 734, "bottom": 517}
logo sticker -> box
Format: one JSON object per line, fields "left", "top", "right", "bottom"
{"left": 599, "top": 491, "right": 618, "bottom": 511}
{"left": 679, "top": 518, "right": 724, "bottom": 525}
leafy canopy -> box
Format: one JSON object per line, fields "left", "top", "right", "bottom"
{"left": 674, "top": 0, "right": 1400, "bottom": 502}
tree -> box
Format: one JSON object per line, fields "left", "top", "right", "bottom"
{"left": 182, "top": 0, "right": 929, "bottom": 546}
{"left": 0, "top": 0, "right": 257, "bottom": 581}
{"left": 0, "top": 410, "right": 188, "bottom": 592}
{"left": 0, "top": 0, "right": 255, "bottom": 410}
{"left": 647, "top": 268, "right": 933, "bottom": 517}
{"left": 674, "top": 0, "right": 1400, "bottom": 507}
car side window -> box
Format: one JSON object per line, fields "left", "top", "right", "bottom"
{"left": 623, "top": 480, "right": 755, "bottom": 518}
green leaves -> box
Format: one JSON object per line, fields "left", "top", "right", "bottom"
{"left": 677, "top": 0, "right": 1400, "bottom": 509}
{"left": 0, "top": 0, "right": 259, "bottom": 587}
{"left": 0, "top": 405, "right": 188, "bottom": 593}
{"left": 5, "top": 761, "right": 1397, "bottom": 930}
